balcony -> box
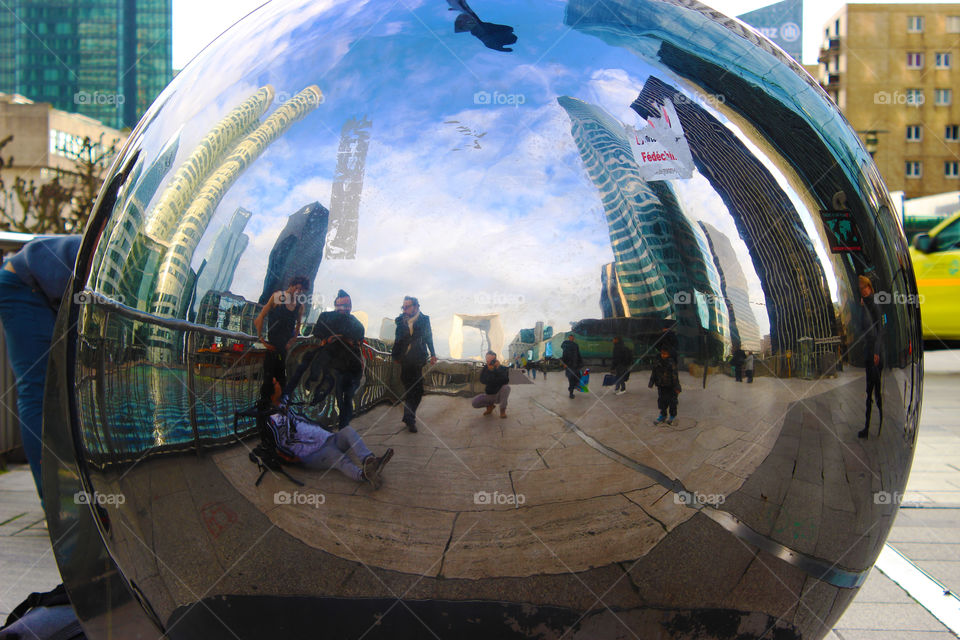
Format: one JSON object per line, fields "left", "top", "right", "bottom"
{"left": 818, "top": 38, "right": 840, "bottom": 63}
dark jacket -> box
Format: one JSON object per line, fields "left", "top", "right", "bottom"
{"left": 313, "top": 310, "right": 365, "bottom": 373}
{"left": 731, "top": 349, "right": 746, "bottom": 367}
{"left": 560, "top": 339, "right": 583, "bottom": 370}
{"left": 392, "top": 313, "right": 436, "bottom": 365}
{"left": 861, "top": 298, "right": 884, "bottom": 368}
{"left": 8, "top": 236, "right": 81, "bottom": 309}
{"left": 612, "top": 342, "right": 633, "bottom": 370}
{"left": 480, "top": 364, "right": 509, "bottom": 395}
{"left": 649, "top": 357, "right": 681, "bottom": 391}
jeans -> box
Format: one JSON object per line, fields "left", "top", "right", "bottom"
{"left": 0, "top": 268, "right": 56, "bottom": 497}
{"left": 400, "top": 360, "right": 425, "bottom": 425}
{"left": 334, "top": 369, "right": 361, "bottom": 427}
{"left": 471, "top": 385, "right": 510, "bottom": 410}
{"left": 300, "top": 427, "right": 372, "bottom": 481}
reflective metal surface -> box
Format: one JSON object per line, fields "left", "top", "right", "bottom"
{"left": 49, "top": 0, "right": 923, "bottom": 638}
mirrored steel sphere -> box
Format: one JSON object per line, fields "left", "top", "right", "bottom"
{"left": 45, "top": 1, "right": 923, "bottom": 638}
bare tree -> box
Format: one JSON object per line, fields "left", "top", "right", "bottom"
{"left": 0, "top": 134, "right": 117, "bottom": 234}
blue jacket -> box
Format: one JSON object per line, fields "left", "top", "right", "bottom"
{"left": 7, "top": 236, "right": 81, "bottom": 309}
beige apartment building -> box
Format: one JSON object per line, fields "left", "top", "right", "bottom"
{"left": 818, "top": 4, "right": 960, "bottom": 199}
{"left": 0, "top": 92, "right": 126, "bottom": 201}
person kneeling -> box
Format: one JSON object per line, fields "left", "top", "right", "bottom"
{"left": 263, "top": 378, "right": 393, "bottom": 488}
{"left": 472, "top": 351, "right": 510, "bottom": 419}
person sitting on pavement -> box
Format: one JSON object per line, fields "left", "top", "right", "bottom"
{"left": 262, "top": 377, "right": 393, "bottom": 489}
{"left": 471, "top": 350, "right": 510, "bottom": 418}
{"left": 648, "top": 347, "right": 681, "bottom": 425}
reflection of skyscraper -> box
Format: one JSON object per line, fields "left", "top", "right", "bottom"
{"left": 191, "top": 207, "right": 252, "bottom": 314}
{"left": 146, "top": 85, "right": 323, "bottom": 357}
{"left": 558, "top": 96, "right": 726, "bottom": 340}
{"left": 632, "top": 77, "right": 835, "bottom": 354}
{"left": 600, "top": 262, "right": 628, "bottom": 319}
{"left": 93, "top": 132, "right": 180, "bottom": 301}
{"left": 143, "top": 87, "right": 275, "bottom": 243}
{"left": 260, "top": 202, "right": 330, "bottom": 306}
{"left": 699, "top": 222, "right": 762, "bottom": 352}
{"left": 326, "top": 116, "right": 371, "bottom": 260}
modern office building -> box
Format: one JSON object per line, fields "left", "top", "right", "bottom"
{"left": 0, "top": 0, "right": 172, "bottom": 130}
{"left": 558, "top": 96, "right": 728, "bottom": 348}
{"left": 699, "top": 221, "right": 763, "bottom": 352}
{"left": 818, "top": 4, "right": 960, "bottom": 198}
{"left": 259, "top": 201, "right": 330, "bottom": 307}
{"left": 326, "top": 116, "right": 372, "bottom": 260}
{"left": 633, "top": 77, "right": 836, "bottom": 355}
{"left": 0, "top": 92, "right": 126, "bottom": 196}
{"left": 191, "top": 207, "right": 252, "bottom": 315}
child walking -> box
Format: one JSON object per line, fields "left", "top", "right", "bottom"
{"left": 649, "top": 348, "right": 681, "bottom": 424}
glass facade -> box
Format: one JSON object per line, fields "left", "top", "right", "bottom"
{"left": 0, "top": 0, "right": 172, "bottom": 129}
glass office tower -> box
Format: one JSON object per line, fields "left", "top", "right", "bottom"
{"left": 0, "top": 0, "right": 172, "bottom": 129}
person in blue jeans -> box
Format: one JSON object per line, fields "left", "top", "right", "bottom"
{"left": 0, "top": 236, "right": 81, "bottom": 499}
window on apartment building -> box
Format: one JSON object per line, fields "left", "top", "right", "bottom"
{"left": 947, "top": 161, "right": 960, "bottom": 178}
{"left": 906, "top": 125, "right": 922, "bottom": 141}
{"left": 907, "top": 15, "right": 923, "bottom": 32}
{"left": 936, "top": 53, "right": 952, "bottom": 69}
{"left": 936, "top": 88, "right": 953, "bottom": 106}
{"left": 948, "top": 16, "right": 960, "bottom": 33}
{"left": 907, "top": 52, "right": 924, "bottom": 68}
{"left": 906, "top": 161, "right": 923, "bottom": 178}
{"left": 835, "top": 19, "right": 840, "bottom": 36}
{"left": 946, "top": 125, "right": 959, "bottom": 141}
{"left": 907, "top": 89, "right": 924, "bottom": 105}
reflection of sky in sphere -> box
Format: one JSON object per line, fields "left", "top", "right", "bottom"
{"left": 126, "top": 0, "right": 827, "bottom": 357}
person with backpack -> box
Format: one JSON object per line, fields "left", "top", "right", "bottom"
{"left": 649, "top": 347, "right": 682, "bottom": 424}
{"left": 261, "top": 377, "right": 393, "bottom": 488}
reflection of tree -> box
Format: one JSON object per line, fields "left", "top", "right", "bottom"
{"left": 0, "top": 134, "right": 116, "bottom": 234}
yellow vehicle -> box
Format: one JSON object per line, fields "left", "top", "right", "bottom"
{"left": 910, "top": 210, "right": 960, "bottom": 341}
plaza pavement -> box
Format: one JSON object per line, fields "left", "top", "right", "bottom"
{"left": 0, "top": 350, "right": 958, "bottom": 638}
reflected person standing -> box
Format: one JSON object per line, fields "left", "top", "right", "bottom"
{"left": 857, "top": 274, "right": 884, "bottom": 439}
{"left": 255, "top": 275, "right": 308, "bottom": 389}
{"left": 392, "top": 296, "right": 437, "bottom": 432}
{"left": 561, "top": 333, "right": 583, "bottom": 399}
